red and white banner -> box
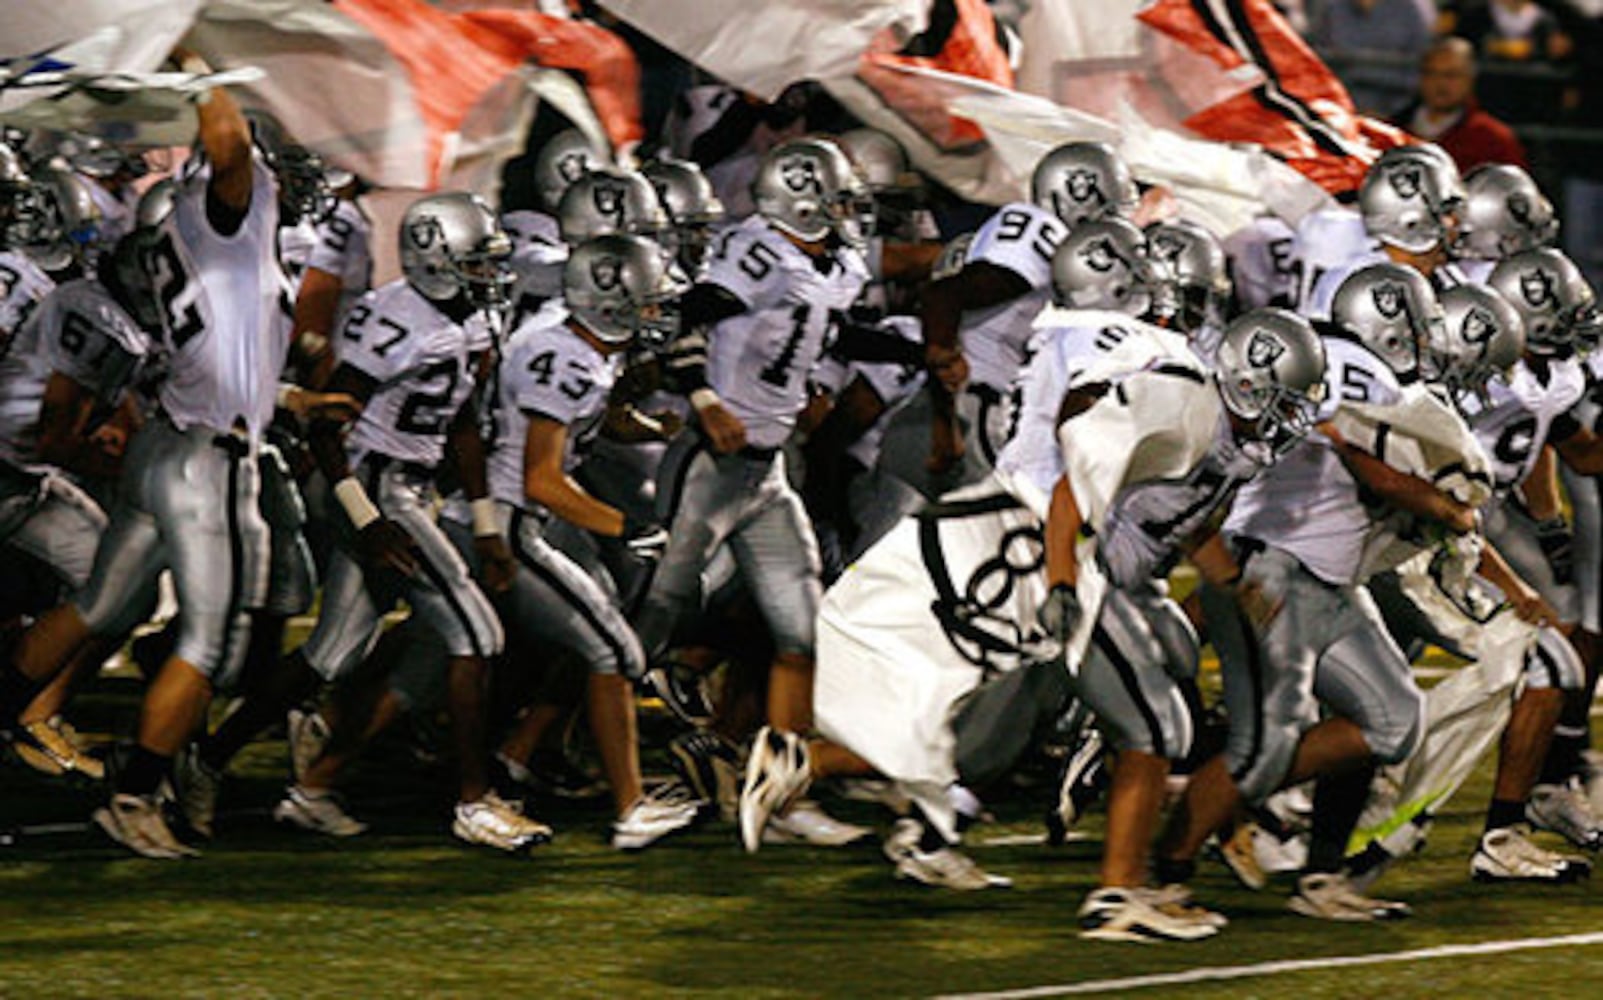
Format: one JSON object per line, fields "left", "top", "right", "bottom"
{"left": 189, "top": 0, "right": 642, "bottom": 193}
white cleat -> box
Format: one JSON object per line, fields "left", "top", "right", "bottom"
{"left": 1471, "top": 825, "right": 1591, "bottom": 883}
{"left": 761, "top": 799, "right": 872, "bottom": 847}
{"left": 452, "top": 790, "right": 552, "bottom": 852}
{"left": 1078, "top": 887, "right": 1217, "bottom": 942}
{"left": 93, "top": 793, "right": 199, "bottom": 859}
{"left": 738, "top": 726, "right": 812, "bottom": 854}
{"left": 1152, "top": 883, "right": 1229, "bottom": 929}
{"left": 11, "top": 716, "right": 104, "bottom": 780}
{"left": 1526, "top": 783, "right": 1603, "bottom": 852}
{"left": 173, "top": 744, "right": 222, "bottom": 839}
{"left": 1214, "top": 823, "right": 1268, "bottom": 891}
{"left": 286, "top": 708, "right": 331, "bottom": 785}
{"left": 612, "top": 783, "right": 701, "bottom": 851}
{"left": 1287, "top": 872, "right": 1411, "bottom": 922}
{"left": 274, "top": 785, "right": 369, "bottom": 838}
{"left": 893, "top": 844, "right": 1012, "bottom": 891}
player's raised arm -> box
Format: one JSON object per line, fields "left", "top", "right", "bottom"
{"left": 172, "top": 46, "right": 254, "bottom": 226}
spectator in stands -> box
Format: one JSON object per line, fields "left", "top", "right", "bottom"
{"left": 1450, "top": 0, "right": 1574, "bottom": 63}
{"left": 1308, "top": 0, "right": 1435, "bottom": 115}
{"left": 1394, "top": 36, "right": 1529, "bottom": 171}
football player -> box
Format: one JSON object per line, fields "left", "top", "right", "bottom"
{"left": 1, "top": 54, "right": 285, "bottom": 858}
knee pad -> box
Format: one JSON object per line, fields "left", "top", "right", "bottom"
{"left": 1228, "top": 719, "right": 1303, "bottom": 803}
{"left": 1079, "top": 600, "right": 1193, "bottom": 760}
{"left": 1367, "top": 685, "right": 1426, "bottom": 765}
{"left": 1525, "top": 626, "right": 1586, "bottom": 692}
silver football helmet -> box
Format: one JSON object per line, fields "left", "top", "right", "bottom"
{"left": 1144, "top": 219, "right": 1229, "bottom": 334}
{"left": 564, "top": 234, "right": 688, "bottom": 347}
{"left": 557, "top": 168, "right": 672, "bottom": 247}
{"left": 0, "top": 143, "right": 39, "bottom": 250}
{"left": 642, "top": 157, "right": 724, "bottom": 269}
{"left": 1031, "top": 141, "right": 1138, "bottom": 228}
{"left": 1456, "top": 164, "right": 1558, "bottom": 261}
{"left": 836, "top": 128, "right": 925, "bottom": 239}
{"left": 534, "top": 128, "right": 605, "bottom": 213}
{"left": 1488, "top": 248, "right": 1601, "bottom": 355}
{"left": 1435, "top": 284, "right": 1525, "bottom": 402}
{"left": 399, "top": 192, "right": 513, "bottom": 307}
{"left": 1213, "top": 308, "right": 1328, "bottom": 455}
{"left": 751, "top": 137, "right": 871, "bottom": 245}
{"left": 22, "top": 166, "right": 103, "bottom": 271}
{"left": 1358, "top": 145, "right": 1464, "bottom": 255}
{"left": 1050, "top": 217, "right": 1166, "bottom": 316}
{"left": 1331, "top": 262, "right": 1446, "bottom": 379}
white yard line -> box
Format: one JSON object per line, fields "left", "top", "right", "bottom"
{"left": 933, "top": 931, "right": 1603, "bottom": 1000}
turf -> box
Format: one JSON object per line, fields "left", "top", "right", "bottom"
{"left": 2, "top": 675, "right": 1600, "bottom": 999}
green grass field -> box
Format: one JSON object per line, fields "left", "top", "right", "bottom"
{"left": 3, "top": 671, "right": 1601, "bottom": 999}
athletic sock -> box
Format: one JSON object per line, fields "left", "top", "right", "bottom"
{"left": 1485, "top": 797, "right": 1525, "bottom": 832}
{"left": 1153, "top": 856, "right": 1195, "bottom": 886}
{"left": 1306, "top": 764, "right": 1376, "bottom": 875}
{"left": 1540, "top": 726, "right": 1588, "bottom": 785}
{"left": 119, "top": 746, "right": 173, "bottom": 797}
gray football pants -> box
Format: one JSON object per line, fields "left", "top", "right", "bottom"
{"left": 1209, "top": 545, "right": 1425, "bottom": 803}
{"left": 300, "top": 460, "right": 503, "bottom": 682}
{"left": 74, "top": 418, "right": 268, "bottom": 686}
{"left": 1078, "top": 584, "right": 1199, "bottom": 759}
{"left": 635, "top": 433, "right": 821, "bottom": 662}
{"left": 0, "top": 461, "right": 106, "bottom": 592}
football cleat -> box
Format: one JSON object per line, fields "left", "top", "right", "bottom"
{"left": 1582, "top": 751, "right": 1603, "bottom": 817}
{"left": 1287, "top": 872, "right": 1412, "bottom": 922}
{"left": 1045, "top": 725, "right": 1107, "bottom": 845}
{"left": 1471, "top": 825, "right": 1591, "bottom": 883}
{"left": 739, "top": 726, "right": 812, "bottom": 853}
{"left": 93, "top": 793, "right": 199, "bottom": 859}
{"left": 893, "top": 844, "right": 1012, "bottom": 891}
{"left": 496, "top": 749, "right": 608, "bottom": 801}
{"left": 286, "top": 708, "right": 330, "bottom": 785}
{"left": 173, "top": 743, "right": 222, "bottom": 838}
{"left": 1526, "top": 782, "right": 1603, "bottom": 851}
{"left": 761, "top": 799, "right": 872, "bottom": 847}
{"left": 642, "top": 663, "right": 716, "bottom": 729}
{"left": 1078, "top": 887, "right": 1217, "bottom": 942}
{"left": 1151, "top": 883, "right": 1229, "bottom": 929}
{"left": 10, "top": 716, "right": 104, "bottom": 780}
{"left": 1213, "top": 822, "right": 1268, "bottom": 891}
{"left": 668, "top": 730, "right": 741, "bottom": 822}
{"left": 612, "top": 782, "right": 701, "bottom": 851}
{"left": 452, "top": 791, "right": 552, "bottom": 852}
{"left": 274, "top": 785, "right": 369, "bottom": 838}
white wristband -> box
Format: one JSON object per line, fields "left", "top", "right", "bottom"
{"left": 333, "top": 476, "right": 380, "bottom": 531}
{"left": 690, "top": 388, "right": 722, "bottom": 413}
{"left": 471, "top": 497, "right": 499, "bottom": 538}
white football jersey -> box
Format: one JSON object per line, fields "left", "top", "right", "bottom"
{"left": 0, "top": 250, "right": 55, "bottom": 347}
{"left": 1225, "top": 335, "right": 1403, "bottom": 585}
{"left": 505, "top": 210, "right": 569, "bottom": 331}
{"left": 1462, "top": 356, "right": 1587, "bottom": 494}
{"left": 959, "top": 202, "right": 1068, "bottom": 393}
{"left": 703, "top": 216, "right": 870, "bottom": 449}
{"left": 151, "top": 155, "right": 287, "bottom": 439}
{"left": 485, "top": 307, "right": 619, "bottom": 509}
{"left": 1293, "top": 206, "right": 1377, "bottom": 317}
{"left": 306, "top": 200, "right": 374, "bottom": 320}
{"left": 339, "top": 279, "right": 491, "bottom": 468}
{"left": 1223, "top": 215, "right": 1299, "bottom": 311}
{"left": 998, "top": 312, "right": 1192, "bottom": 499}
{"left": 1100, "top": 415, "right": 1266, "bottom": 589}
{"left": 0, "top": 279, "right": 150, "bottom": 470}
